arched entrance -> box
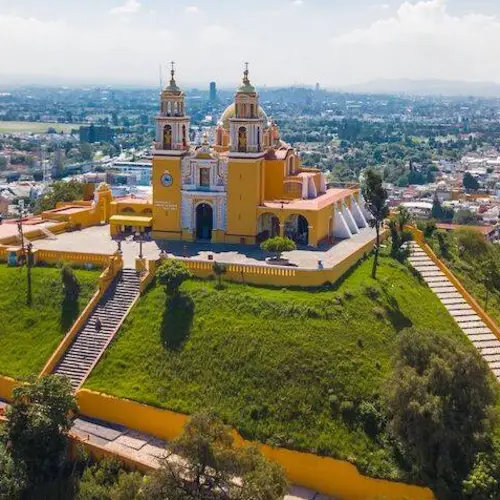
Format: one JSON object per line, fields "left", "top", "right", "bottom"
{"left": 284, "top": 214, "right": 309, "bottom": 246}
{"left": 257, "top": 213, "right": 280, "bottom": 242}
{"left": 196, "top": 203, "right": 213, "bottom": 240}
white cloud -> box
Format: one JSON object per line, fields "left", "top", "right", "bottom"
{"left": 109, "top": 0, "right": 141, "bottom": 15}
{"left": 292, "top": 0, "right": 303, "bottom": 5}
{"left": 330, "top": 0, "right": 500, "bottom": 83}
{"left": 199, "top": 25, "right": 231, "bottom": 46}
{"left": 185, "top": 6, "right": 199, "bottom": 14}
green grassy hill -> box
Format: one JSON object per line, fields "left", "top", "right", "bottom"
{"left": 0, "top": 265, "right": 100, "bottom": 379}
{"left": 86, "top": 256, "right": 465, "bottom": 480}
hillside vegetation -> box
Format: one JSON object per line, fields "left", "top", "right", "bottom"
{"left": 86, "top": 256, "right": 465, "bottom": 480}
{"left": 0, "top": 265, "right": 100, "bottom": 378}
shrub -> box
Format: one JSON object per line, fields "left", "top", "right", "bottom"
{"left": 260, "top": 236, "right": 296, "bottom": 259}
{"left": 365, "top": 285, "right": 380, "bottom": 300}
{"left": 212, "top": 261, "right": 228, "bottom": 290}
{"left": 157, "top": 260, "right": 192, "bottom": 296}
{"left": 357, "top": 401, "right": 385, "bottom": 439}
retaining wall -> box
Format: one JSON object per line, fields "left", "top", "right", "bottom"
{"left": 76, "top": 389, "right": 433, "bottom": 500}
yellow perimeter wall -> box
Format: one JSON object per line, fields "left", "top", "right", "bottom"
{"left": 0, "top": 375, "right": 19, "bottom": 403}
{"left": 76, "top": 389, "right": 433, "bottom": 500}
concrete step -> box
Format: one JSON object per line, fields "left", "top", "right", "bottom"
{"left": 463, "top": 329, "right": 494, "bottom": 337}
{"left": 436, "top": 292, "right": 463, "bottom": 300}
{"left": 444, "top": 303, "right": 473, "bottom": 311}
{"left": 440, "top": 297, "right": 467, "bottom": 305}
{"left": 455, "top": 315, "right": 482, "bottom": 324}
{"left": 449, "top": 309, "right": 477, "bottom": 317}
{"left": 471, "top": 340, "right": 500, "bottom": 349}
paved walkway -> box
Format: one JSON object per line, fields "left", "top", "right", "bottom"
{"left": 32, "top": 224, "right": 376, "bottom": 270}
{"left": 408, "top": 241, "right": 500, "bottom": 379}
{"left": 73, "top": 415, "right": 333, "bottom": 499}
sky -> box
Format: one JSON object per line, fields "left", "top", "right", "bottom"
{"left": 0, "top": 0, "right": 499, "bottom": 88}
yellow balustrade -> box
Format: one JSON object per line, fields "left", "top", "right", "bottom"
{"left": 76, "top": 389, "right": 433, "bottom": 500}
{"left": 39, "top": 254, "right": 123, "bottom": 377}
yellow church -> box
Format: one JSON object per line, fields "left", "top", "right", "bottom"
{"left": 109, "top": 65, "right": 370, "bottom": 247}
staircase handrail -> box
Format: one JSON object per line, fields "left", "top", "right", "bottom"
{"left": 407, "top": 225, "right": 500, "bottom": 342}
{"left": 39, "top": 255, "right": 123, "bottom": 377}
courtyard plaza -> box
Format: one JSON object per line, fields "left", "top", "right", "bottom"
{"left": 30, "top": 223, "right": 377, "bottom": 269}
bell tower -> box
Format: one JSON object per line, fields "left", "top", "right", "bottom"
{"left": 155, "top": 62, "right": 190, "bottom": 152}
{"left": 225, "top": 64, "right": 266, "bottom": 244}
{"left": 228, "top": 63, "right": 265, "bottom": 154}
{"left": 152, "top": 62, "right": 189, "bottom": 240}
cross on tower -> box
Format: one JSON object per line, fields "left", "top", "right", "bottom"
{"left": 170, "top": 61, "right": 176, "bottom": 78}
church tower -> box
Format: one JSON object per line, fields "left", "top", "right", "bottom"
{"left": 225, "top": 64, "right": 266, "bottom": 244}
{"left": 152, "top": 63, "right": 189, "bottom": 240}
{"left": 228, "top": 63, "right": 265, "bottom": 154}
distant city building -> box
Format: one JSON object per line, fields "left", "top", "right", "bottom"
{"left": 209, "top": 81, "right": 217, "bottom": 102}
{"left": 315, "top": 82, "right": 320, "bottom": 92}
{"left": 79, "top": 125, "right": 114, "bottom": 144}
{"left": 109, "top": 160, "right": 152, "bottom": 186}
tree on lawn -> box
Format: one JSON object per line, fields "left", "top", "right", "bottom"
{"left": 212, "top": 261, "right": 228, "bottom": 290}
{"left": 142, "top": 410, "right": 288, "bottom": 500}
{"left": 5, "top": 375, "right": 77, "bottom": 489}
{"left": 157, "top": 260, "right": 192, "bottom": 296}
{"left": 385, "top": 329, "right": 497, "bottom": 499}
{"left": 362, "top": 169, "right": 389, "bottom": 279}
{"left": 61, "top": 264, "right": 81, "bottom": 303}
{"left": 260, "top": 236, "right": 296, "bottom": 260}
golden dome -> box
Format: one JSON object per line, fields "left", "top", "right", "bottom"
{"left": 218, "top": 103, "right": 268, "bottom": 129}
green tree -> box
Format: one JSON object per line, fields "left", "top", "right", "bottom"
{"left": 385, "top": 329, "right": 497, "bottom": 499}
{"left": 142, "top": 410, "right": 288, "bottom": 500}
{"left": 61, "top": 264, "right": 81, "bottom": 303}
{"left": 462, "top": 437, "right": 500, "bottom": 499}
{"left": 77, "top": 458, "right": 143, "bottom": 500}
{"left": 260, "top": 236, "right": 296, "bottom": 260}
{"left": 456, "top": 228, "right": 488, "bottom": 260}
{"left": 0, "top": 443, "right": 25, "bottom": 500}
{"left": 473, "top": 246, "right": 500, "bottom": 312}
{"left": 157, "top": 260, "right": 192, "bottom": 296}
{"left": 361, "top": 169, "right": 389, "bottom": 279}
{"left": 453, "top": 209, "right": 478, "bottom": 226}
{"left": 463, "top": 172, "right": 480, "bottom": 191}
{"left": 212, "top": 261, "right": 228, "bottom": 290}
{"left": 35, "top": 180, "right": 85, "bottom": 214}
{"left": 5, "top": 375, "right": 77, "bottom": 489}
{"left": 396, "top": 205, "right": 412, "bottom": 232}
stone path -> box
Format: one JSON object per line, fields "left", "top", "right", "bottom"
{"left": 72, "top": 416, "right": 332, "bottom": 499}
{"left": 408, "top": 241, "right": 500, "bottom": 379}
{"left": 54, "top": 269, "right": 141, "bottom": 391}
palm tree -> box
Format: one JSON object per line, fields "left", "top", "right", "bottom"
{"left": 362, "top": 169, "right": 389, "bottom": 279}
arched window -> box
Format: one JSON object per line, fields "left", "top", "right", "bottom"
{"left": 257, "top": 127, "right": 261, "bottom": 151}
{"left": 167, "top": 102, "right": 172, "bottom": 116}
{"left": 288, "top": 156, "right": 295, "bottom": 176}
{"left": 163, "top": 125, "right": 172, "bottom": 150}
{"left": 238, "top": 126, "right": 247, "bottom": 153}
{"left": 182, "top": 125, "right": 187, "bottom": 148}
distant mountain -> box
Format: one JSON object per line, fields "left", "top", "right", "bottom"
{"left": 339, "top": 79, "right": 500, "bottom": 97}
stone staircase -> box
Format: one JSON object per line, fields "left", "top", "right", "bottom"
{"left": 408, "top": 241, "right": 500, "bottom": 380}
{"left": 53, "top": 268, "right": 141, "bottom": 391}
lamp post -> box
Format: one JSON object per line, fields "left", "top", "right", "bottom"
{"left": 135, "top": 231, "right": 143, "bottom": 259}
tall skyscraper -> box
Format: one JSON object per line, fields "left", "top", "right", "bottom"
{"left": 209, "top": 81, "right": 217, "bottom": 102}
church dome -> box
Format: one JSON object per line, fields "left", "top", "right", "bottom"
{"left": 218, "top": 103, "right": 269, "bottom": 129}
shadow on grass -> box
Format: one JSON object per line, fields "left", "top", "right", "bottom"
{"left": 382, "top": 288, "right": 412, "bottom": 332}
{"left": 161, "top": 292, "right": 195, "bottom": 350}
{"left": 61, "top": 297, "right": 80, "bottom": 332}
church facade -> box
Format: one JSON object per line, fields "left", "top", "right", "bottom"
{"left": 110, "top": 66, "right": 370, "bottom": 247}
